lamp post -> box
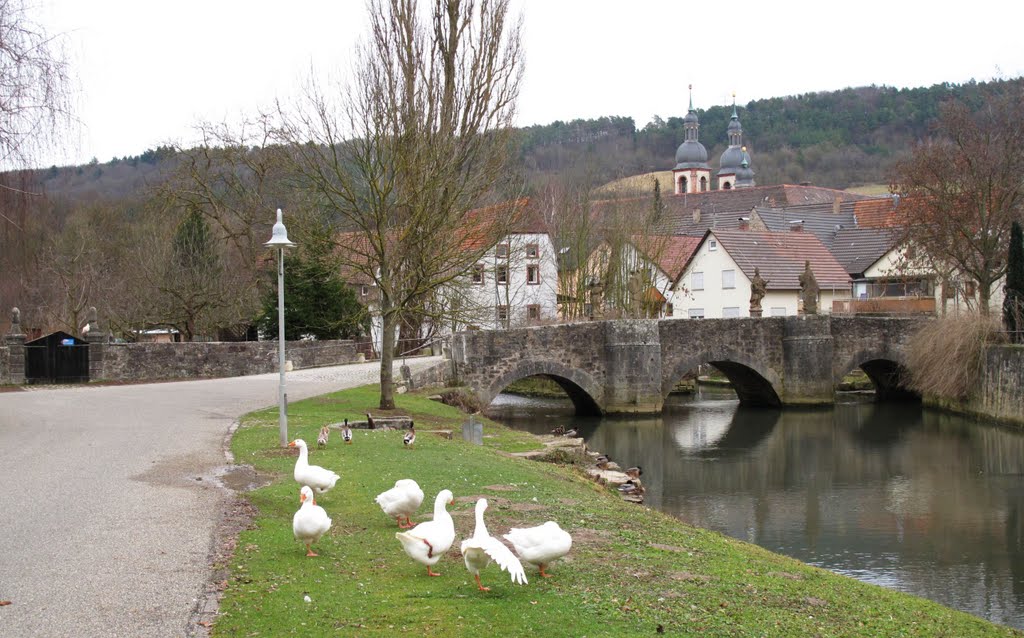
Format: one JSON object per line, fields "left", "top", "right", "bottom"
{"left": 266, "top": 208, "right": 296, "bottom": 447}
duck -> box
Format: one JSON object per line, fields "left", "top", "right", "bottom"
{"left": 563, "top": 428, "right": 578, "bottom": 437}
{"left": 403, "top": 422, "right": 416, "bottom": 447}
{"left": 595, "top": 454, "right": 612, "bottom": 470}
{"left": 625, "top": 466, "right": 643, "bottom": 479}
{"left": 316, "top": 425, "right": 330, "bottom": 448}
{"left": 618, "top": 478, "right": 646, "bottom": 502}
{"left": 550, "top": 426, "right": 565, "bottom": 435}
{"left": 288, "top": 438, "right": 340, "bottom": 494}
{"left": 503, "top": 521, "right": 573, "bottom": 579}
{"left": 396, "top": 489, "right": 455, "bottom": 576}
{"left": 292, "top": 485, "right": 332, "bottom": 557}
{"left": 460, "top": 498, "right": 527, "bottom": 591}
{"left": 341, "top": 418, "right": 353, "bottom": 444}
{"left": 375, "top": 478, "right": 424, "bottom": 528}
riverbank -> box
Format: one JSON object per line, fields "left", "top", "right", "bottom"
{"left": 213, "top": 384, "right": 1020, "bottom": 637}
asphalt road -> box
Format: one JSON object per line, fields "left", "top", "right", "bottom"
{"left": 0, "top": 357, "right": 445, "bottom": 637}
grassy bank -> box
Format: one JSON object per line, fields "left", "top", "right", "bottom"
{"left": 215, "top": 385, "right": 1020, "bottom": 637}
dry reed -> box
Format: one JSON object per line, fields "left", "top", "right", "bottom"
{"left": 905, "top": 315, "right": 1006, "bottom": 400}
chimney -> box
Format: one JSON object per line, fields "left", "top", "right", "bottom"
{"left": 738, "top": 216, "right": 750, "bottom": 231}
{"left": 832, "top": 195, "right": 842, "bottom": 215}
{"left": 692, "top": 209, "right": 701, "bottom": 223}
{"left": 789, "top": 219, "right": 804, "bottom": 232}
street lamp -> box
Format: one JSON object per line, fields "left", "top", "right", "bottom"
{"left": 266, "top": 208, "right": 296, "bottom": 447}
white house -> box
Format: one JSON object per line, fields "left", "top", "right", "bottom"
{"left": 673, "top": 228, "right": 852, "bottom": 318}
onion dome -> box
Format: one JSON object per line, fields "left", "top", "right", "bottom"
{"left": 674, "top": 85, "right": 710, "bottom": 169}
{"left": 735, "top": 147, "right": 756, "bottom": 187}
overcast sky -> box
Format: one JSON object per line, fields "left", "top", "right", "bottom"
{"left": 39, "top": 0, "right": 1024, "bottom": 167}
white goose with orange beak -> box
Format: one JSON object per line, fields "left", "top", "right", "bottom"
{"left": 292, "top": 485, "right": 332, "bottom": 556}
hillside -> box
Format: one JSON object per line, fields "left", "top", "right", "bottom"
{"left": 30, "top": 77, "right": 1021, "bottom": 203}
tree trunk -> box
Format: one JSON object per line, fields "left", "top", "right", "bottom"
{"left": 979, "top": 281, "right": 992, "bottom": 316}
{"left": 379, "top": 306, "right": 396, "bottom": 410}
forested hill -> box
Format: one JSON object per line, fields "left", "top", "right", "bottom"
{"left": 36, "top": 77, "right": 1023, "bottom": 203}
{"left": 515, "top": 77, "right": 1024, "bottom": 190}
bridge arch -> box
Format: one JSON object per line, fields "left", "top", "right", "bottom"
{"left": 480, "top": 360, "right": 605, "bottom": 416}
{"left": 834, "top": 348, "right": 919, "bottom": 401}
{"left": 663, "top": 348, "right": 782, "bottom": 407}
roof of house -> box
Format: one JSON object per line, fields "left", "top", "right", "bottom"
{"left": 688, "top": 229, "right": 852, "bottom": 291}
{"left": 751, "top": 206, "right": 856, "bottom": 249}
{"left": 828, "top": 227, "right": 900, "bottom": 276}
{"left": 631, "top": 234, "right": 702, "bottom": 281}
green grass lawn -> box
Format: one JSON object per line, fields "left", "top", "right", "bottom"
{"left": 214, "top": 385, "right": 1021, "bottom": 637}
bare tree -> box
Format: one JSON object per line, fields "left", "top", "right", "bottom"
{"left": 279, "top": 0, "right": 523, "bottom": 409}
{"left": 891, "top": 89, "right": 1024, "bottom": 315}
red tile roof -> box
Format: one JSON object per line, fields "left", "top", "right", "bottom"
{"left": 699, "top": 229, "right": 852, "bottom": 290}
{"left": 631, "top": 235, "right": 702, "bottom": 281}
{"left": 852, "top": 198, "right": 900, "bottom": 228}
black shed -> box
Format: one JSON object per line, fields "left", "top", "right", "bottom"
{"left": 24, "top": 331, "right": 90, "bottom": 384}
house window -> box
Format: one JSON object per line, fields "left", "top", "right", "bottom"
{"left": 360, "top": 285, "right": 369, "bottom": 296}
{"left": 471, "top": 263, "right": 485, "bottom": 285}
{"left": 526, "top": 264, "right": 540, "bottom": 285}
{"left": 495, "top": 243, "right": 510, "bottom": 259}
{"left": 666, "top": 303, "right": 674, "bottom": 317}
{"left": 964, "top": 280, "right": 977, "bottom": 297}
{"left": 770, "top": 307, "right": 787, "bottom": 317}
{"left": 722, "top": 307, "right": 740, "bottom": 318}
{"left": 688, "top": 308, "right": 704, "bottom": 319}
{"left": 525, "top": 243, "right": 539, "bottom": 258}
{"left": 497, "top": 265, "right": 509, "bottom": 284}
{"left": 497, "top": 305, "right": 509, "bottom": 322}
{"left": 708, "top": 239, "right": 717, "bottom": 251}
{"left": 691, "top": 271, "right": 704, "bottom": 291}
{"left": 527, "top": 304, "right": 541, "bottom": 322}
{"left": 722, "top": 269, "right": 735, "bottom": 289}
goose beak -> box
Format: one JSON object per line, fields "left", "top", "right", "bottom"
{"left": 288, "top": 441, "right": 296, "bottom": 448}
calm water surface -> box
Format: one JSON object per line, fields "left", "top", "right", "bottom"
{"left": 486, "top": 388, "right": 1024, "bottom": 630}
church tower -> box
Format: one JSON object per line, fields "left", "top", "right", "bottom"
{"left": 673, "top": 86, "right": 711, "bottom": 195}
{"left": 717, "top": 94, "right": 752, "bottom": 190}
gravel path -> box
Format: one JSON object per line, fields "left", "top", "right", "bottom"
{"left": 0, "top": 357, "right": 445, "bottom": 637}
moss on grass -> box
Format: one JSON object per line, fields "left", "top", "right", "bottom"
{"left": 214, "top": 384, "right": 1021, "bottom": 637}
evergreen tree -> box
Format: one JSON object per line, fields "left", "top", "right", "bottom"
{"left": 257, "top": 235, "right": 368, "bottom": 341}
{"left": 1004, "top": 221, "right": 1024, "bottom": 343}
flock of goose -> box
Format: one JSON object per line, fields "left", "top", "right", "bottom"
{"left": 286, "top": 427, "right": 573, "bottom": 592}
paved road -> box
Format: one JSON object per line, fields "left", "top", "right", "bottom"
{"left": 0, "top": 357, "right": 445, "bottom": 637}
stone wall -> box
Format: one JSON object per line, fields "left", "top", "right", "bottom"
{"left": 971, "top": 345, "right": 1024, "bottom": 426}
{"left": 93, "top": 339, "right": 358, "bottom": 381}
{"left": 0, "top": 344, "right": 9, "bottom": 383}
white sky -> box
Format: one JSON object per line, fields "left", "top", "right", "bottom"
{"left": 39, "top": 0, "right": 1024, "bottom": 167}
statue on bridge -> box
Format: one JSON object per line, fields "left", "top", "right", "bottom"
{"left": 749, "top": 268, "right": 769, "bottom": 317}
{"left": 799, "top": 261, "right": 819, "bottom": 315}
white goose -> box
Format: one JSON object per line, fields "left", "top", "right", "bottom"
{"left": 375, "top": 478, "right": 425, "bottom": 528}
{"left": 461, "top": 498, "right": 528, "bottom": 591}
{"left": 503, "top": 521, "right": 573, "bottom": 578}
{"left": 292, "top": 485, "right": 332, "bottom": 556}
{"left": 288, "top": 438, "right": 340, "bottom": 494}
{"left": 396, "top": 489, "right": 455, "bottom": 576}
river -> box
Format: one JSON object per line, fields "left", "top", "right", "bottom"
{"left": 485, "top": 387, "right": 1024, "bottom": 630}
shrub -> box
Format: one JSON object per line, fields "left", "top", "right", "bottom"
{"left": 905, "top": 315, "right": 1006, "bottom": 400}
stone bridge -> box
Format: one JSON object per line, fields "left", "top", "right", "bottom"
{"left": 450, "top": 316, "right": 927, "bottom": 414}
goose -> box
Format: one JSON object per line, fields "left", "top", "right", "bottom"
{"left": 625, "top": 466, "right": 643, "bottom": 479}
{"left": 317, "top": 425, "right": 330, "bottom": 448}
{"left": 503, "top": 521, "right": 573, "bottom": 578}
{"left": 341, "top": 419, "right": 353, "bottom": 444}
{"left": 403, "top": 422, "right": 416, "bottom": 447}
{"left": 396, "top": 489, "right": 455, "bottom": 576}
{"left": 292, "top": 485, "right": 332, "bottom": 557}
{"left": 288, "top": 439, "right": 340, "bottom": 494}
{"left": 461, "top": 498, "right": 527, "bottom": 591}
{"left": 375, "top": 478, "right": 424, "bottom": 528}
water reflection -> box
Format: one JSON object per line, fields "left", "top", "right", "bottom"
{"left": 486, "top": 388, "right": 1024, "bottom": 630}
